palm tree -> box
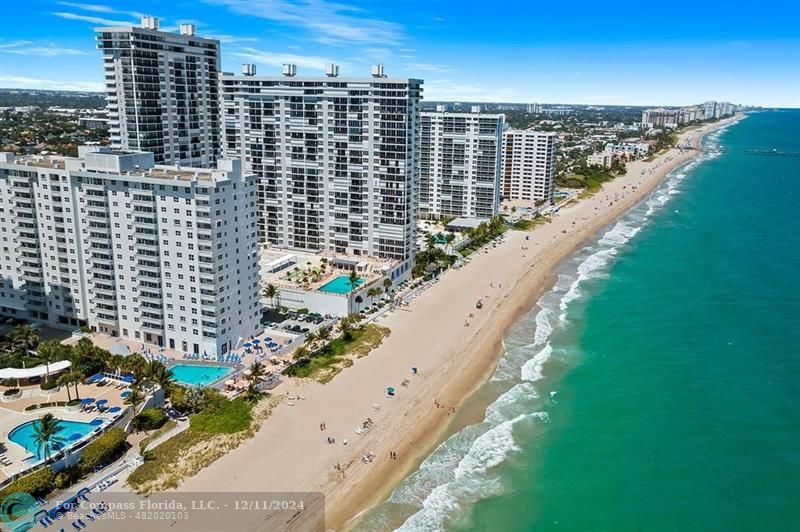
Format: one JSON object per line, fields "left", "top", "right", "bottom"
{"left": 149, "top": 365, "right": 174, "bottom": 395}
{"left": 304, "top": 331, "right": 318, "bottom": 351}
{"left": 316, "top": 326, "right": 331, "bottom": 344}
{"left": 243, "top": 381, "right": 262, "bottom": 404}
{"left": 347, "top": 270, "right": 361, "bottom": 293}
{"left": 8, "top": 324, "right": 39, "bottom": 354}
{"left": 124, "top": 386, "right": 145, "bottom": 413}
{"left": 123, "top": 354, "right": 147, "bottom": 383}
{"left": 248, "top": 362, "right": 265, "bottom": 382}
{"left": 383, "top": 277, "right": 392, "bottom": 293}
{"left": 33, "top": 414, "right": 64, "bottom": 461}
{"left": 425, "top": 233, "right": 436, "bottom": 267}
{"left": 292, "top": 346, "right": 310, "bottom": 361}
{"left": 263, "top": 283, "right": 278, "bottom": 310}
{"left": 58, "top": 371, "right": 84, "bottom": 401}
{"left": 58, "top": 373, "right": 73, "bottom": 402}
{"left": 34, "top": 340, "right": 64, "bottom": 384}
{"left": 445, "top": 232, "right": 456, "bottom": 255}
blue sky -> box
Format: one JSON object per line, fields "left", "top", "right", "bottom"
{"left": 1, "top": 0, "right": 798, "bottom": 106}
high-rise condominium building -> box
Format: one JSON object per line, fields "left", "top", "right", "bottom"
{"left": 221, "top": 64, "right": 422, "bottom": 274}
{"left": 96, "top": 16, "right": 221, "bottom": 166}
{"left": 0, "top": 148, "right": 261, "bottom": 355}
{"left": 420, "top": 106, "right": 504, "bottom": 219}
{"left": 501, "top": 130, "right": 557, "bottom": 203}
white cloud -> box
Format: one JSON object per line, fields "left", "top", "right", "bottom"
{"left": 204, "top": 0, "right": 404, "bottom": 45}
{"left": 230, "top": 48, "right": 347, "bottom": 73}
{"left": 0, "top": 40, "right": 88, "bottom": 57}
{"left": 52, "top": 11, "right": 135, "bottom": 26}
{"left": 209, "top": 34, "right": 260, "bottom": 44}
{"left": 57, "top": 2, "right": 144, "bottom": 18}
{"left": 405, "top": 62, "right": 454, "bottom": 74}
{"left": 0, "top": 75, "right": 104, "bottom": 92}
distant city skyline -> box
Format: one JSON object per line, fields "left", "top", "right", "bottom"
{"left": 0, "top": 0, "right": 798, "bottom": 107}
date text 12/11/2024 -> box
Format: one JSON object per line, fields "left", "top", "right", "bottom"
{"left": 30, "top": 492, "right": 324, "bottom": 532}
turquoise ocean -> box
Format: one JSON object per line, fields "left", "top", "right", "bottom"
{"left": 357, "top": 110, "right": 800, "bottom": 531}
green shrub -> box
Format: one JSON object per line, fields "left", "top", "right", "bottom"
{"left": 190, "top": 397, "right": 252, "bottom": 435}
{"left": 53, "top": 466, "right": 82, "bottom": 490}
{"left": 80, "top": 428, "right": 126, "bottom": 471}
{"left": 133, "top": 408, "right": 168, "bottom": 432}
{"left": 40, "top": 380, "right": 59, "bottom": 391}
{"left": 3, "top": 388, "right": 20, "bottom": 396}
{"left": 0, "top": 467, "right": 54, "bottom": 500}
{"left": 66, "top": 399, "right": 81, "bottom": 407}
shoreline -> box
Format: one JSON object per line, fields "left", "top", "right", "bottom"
{"left": 168, "top": 115, "right": 743, "bottom": 531}
{"left": 333, "top": 115, "right": 744, "bottom": 529}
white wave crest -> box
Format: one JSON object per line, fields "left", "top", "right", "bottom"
{"left": 521, "top": 343, "right": 552, "bottom": 382}
{"left": 397, "top": 414, "right": 528, "bottom": 532}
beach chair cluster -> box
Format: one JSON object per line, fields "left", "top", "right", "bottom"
{"left": 181, "top": 351, "right": 243, "bottom": 364}
{"left": 0, "top": 453, "right": 12, "bottom": 467}
{"left": 95, "top": 476, "right": 117, "bottom": 491}
{"left": 36, "top": 490, "right": 108, "bottom": 531}
{"left": 142, "top": 349, "right": 170, "bottom": 364}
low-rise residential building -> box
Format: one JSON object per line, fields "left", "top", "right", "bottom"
{"left": 260, "top": 248, "right": 397, "bottom": 317}
{"left": 0, "top": 147, "right": 261, "bottom": 355}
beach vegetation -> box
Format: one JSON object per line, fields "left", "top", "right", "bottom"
{"left": 80, "top": 428, "right": 127, "bottom": 470}
{"left": 0, "top": 467, "right": 54, "bottom": 500}
{"left": 138, "top": 420, "right": 177, "bottom": 453}
{"left": 133, "top": 407, "right": 169, "bottom": 432}
{"left": 283, "top": 323, "right": 390, "bottom": 383}
{"left": 127, "top": 394, "right": 280, "bottom": 493}
{"left": 458, "top": 215, "right": 508, "bottom": 257}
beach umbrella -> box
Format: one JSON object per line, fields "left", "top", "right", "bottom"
{"left": 96, "top": 399, "right": 108, "bottom": 409}
{"left": 120, "top": 391, "right": 132, "bottom": 399}
{"left": 386, "top": 387, "right": 395, "bottom": 394}
{"left": 89, "top": 418, "right": 103, "bottom": 426}
{"left": 264, "top": 337, "right": 273, "bottom": 342}
{"left": 243, "top": 369, "right": 252, "bottom": 376}
{"left": 243, "top": 342, "right": 252, "bottom": 348}
{"left": 251, "top": 339, "right": 261, "bottom": 345}
{"left": 81, "top": 398, "right": 95, "bottom": 405}
{"left": 224, "top": 379, "right": 235, "bottom": 388}
{"left": 107, "top": 407, "right": 121, "bottom": 413}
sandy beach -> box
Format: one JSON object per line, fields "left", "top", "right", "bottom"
{"left": 171, "top": 115, "right": 742, "bottom": 530}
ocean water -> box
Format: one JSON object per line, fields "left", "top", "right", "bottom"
{"left": 356, "top": 110, "right": 800, "bottom": 531}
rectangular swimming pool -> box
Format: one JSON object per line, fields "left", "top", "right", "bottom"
{"left": 318, "top": 275, "right": 364, "bottom": 294}
{"left": 171, "top": 364, "right": 232, "bottom": 387}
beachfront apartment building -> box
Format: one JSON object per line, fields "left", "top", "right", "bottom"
{"left": 419, "top": 106, "right": 504, "bottom": 219}
{"left": 220, "top": 64, "right": 423, "bottom": 281}
{"left": 96, "top": 16, "right": 221, "bottom": 167}
{"left": 0, "top": 148, "right": 261, "bottom": 355}
{"left": 501, "top": 130, "right": 557, "bottom": 203}
{"left": 644, "top": 102, "right": 736, "bottom": 129}
{"left": 641, "top": 108, "right": 681, "bottom": 129}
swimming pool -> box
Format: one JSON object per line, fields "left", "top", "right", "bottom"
{"left": 8, "top": 418, "right": 96, "bottom": 459}
{"left": 171, "top": 364, "right": 232, "bottom": 386}
{"left": 318, "top": 275, "right": 364, "bottom": 294}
